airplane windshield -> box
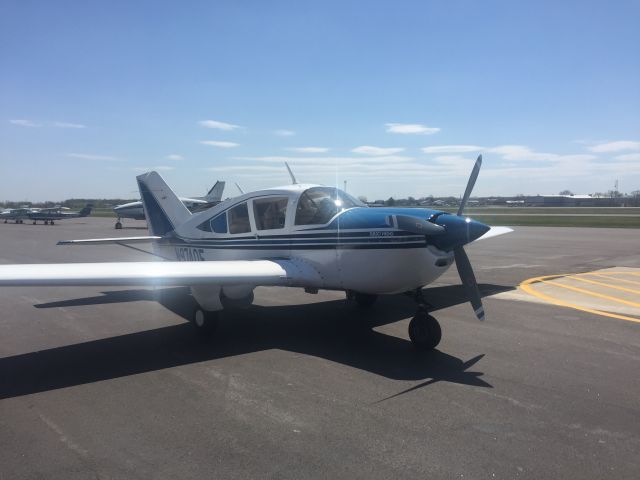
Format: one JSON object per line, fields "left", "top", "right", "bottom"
{"left": 295, "top": 187, "right": 363, "bottom": 225}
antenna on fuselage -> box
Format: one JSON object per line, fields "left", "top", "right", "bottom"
{"left": 285, "top": 162, "right": 298, "bottom": 185}
{"left": 235, "top": 182, "right": 245, "bottom": 195}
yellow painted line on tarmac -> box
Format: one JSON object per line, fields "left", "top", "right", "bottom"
{"left": 544, "top": 280, "right": 640, "bottom": 308}
{"left": 586, "top": 273, "right": 640, "bottom": 286}
{"left": 571, "top": 275, "right": 640, "bottom": 295}
{"left": 520, "top": 274, "right": 640, "bottom": 324}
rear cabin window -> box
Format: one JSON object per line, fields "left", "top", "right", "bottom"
{"left": 295, "top": 187, "right": 361, "bottom": 225}
{"left": 253, "top": 197, "right": 288, "bottom": 230}
{"left": 228, "top": 202, "right": 251, "bottom": 234}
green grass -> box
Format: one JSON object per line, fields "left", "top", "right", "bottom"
{"left": 90, "top": 208, "right": 640, "bottom": 228}
{"left": 439, "top": 207, "right": 640, "bottom": 215}
{"left": 470, "top": 215, "right": 640, "bottom": 228}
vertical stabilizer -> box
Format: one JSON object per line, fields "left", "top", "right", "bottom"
{"left": 136, "top": 171, "right": 191, "bottom": 236}
{"left": 204, "top": 180, "right": 226, "bottom": 202}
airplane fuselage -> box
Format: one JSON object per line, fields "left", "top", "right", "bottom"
{"left": 148, "top": 184, "right": 465, "bottom": 297}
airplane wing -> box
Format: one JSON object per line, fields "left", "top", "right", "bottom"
{"left": 57, "top": 236, "right": 162, "bottom": 245}
{"left": 0, "top": 259, "right": 322, "bottom": 288}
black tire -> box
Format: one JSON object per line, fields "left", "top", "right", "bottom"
{"left": 408, "top": 311, "right": 442, "bottom": 351}
{"left": 192, "top": 307, "right": 219, "bottom": 336}
{"left": 352, "top": 292, "right": 378, "bottom": 308}
{"left": 115, "top": 222, "right": 122, "bottom": 229}
{"left": 44, "top": 220, "right": 48, "bottom": 225}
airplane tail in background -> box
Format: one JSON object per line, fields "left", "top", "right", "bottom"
{"left": 78, "top": 204, "right": 93, "bottom": 217}
{"left": 136, "top": 171, "right": 191, "bottom": 236}
{"left": 204, "top": 180, "right": 226, "bottom": 202}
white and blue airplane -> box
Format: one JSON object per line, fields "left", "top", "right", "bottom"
{"left": 0, "top": 156, "right": 511, "bottom": 350}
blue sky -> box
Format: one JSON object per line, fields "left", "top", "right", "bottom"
{"left": 1, "top": 0, "right": 639, "bottom": 202}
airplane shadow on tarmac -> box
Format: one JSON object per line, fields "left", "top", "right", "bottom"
{"left": 0, "top": 284, "right": 513, "bottom": 400}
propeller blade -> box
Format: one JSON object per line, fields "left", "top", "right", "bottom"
{"left": 454, "top": 246, "right": 485, "bottom": 321}
{"left": 395, "top": 215, "right": 445, "bottom": 235}
{"left": 457, "top": 154, "right": 482, "bottom": 216}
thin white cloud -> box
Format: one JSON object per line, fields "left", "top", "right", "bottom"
{"left": 485, "top": 145, "right": 597, "bottom": 164}
{"left": 352, "top": 146, "right": 405, "bottom": 156}
{"left": 588, "top": 141, "right": 640, "bottom": 153}
{"left": 274, "top": 129, "right": 295, "bottom": 136}
{"left": 285, "top": 147, "right": 329, "bottom": 153}
{"left": 66, "top": 153, "right": 121, "bottom": 161}
{"left": 615, "top": 153, "right": 640, "bottom": 162}
{"left": 422, "top": 145, "right": 483, "bottom": 154}
{"left": 198, "top": 120, "right": 242, "bottom": 131}
{"left": 231, "top": 155, "right": 416, "bottom": 171}
{"left": 52, "top": 121, "right": 86, "bottom": 129}
{"left": 385, "top": 123, "right": 440, "bottom": 135}
{"left": 133, "top": 166, "right": 174, "bottom": 172}
{"left": 200, "top": 140, "right": 240, "bottom": 148}
{"left": 10, "top": 119, "right": 41, "bottom": 127}
{"left": 166, "top": 154, "right": 184, "bottom": 161}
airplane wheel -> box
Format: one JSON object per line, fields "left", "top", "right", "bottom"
{"left": 115, "top": 221, "right": 122, "bottom": 229}
{"left": 192, "top": 306, "right": 219, "bottom": 336}
{"left": 33, "top": 221, "right": 36, "bottom": 225}
{"left": 50, "top": 220, "right": 54, "bottom": 225}
{"left": 354, "top": 292, "right": 378, "bottom": 308}
{"left": 408, "top": 310, "right": 442, "bottom": 351}
{"left": 44, "top": 220, "right": 48, "bottom": 225}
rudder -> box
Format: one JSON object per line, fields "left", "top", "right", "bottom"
{"left": 136, "top": 171, "right": 191, "bottom": 236}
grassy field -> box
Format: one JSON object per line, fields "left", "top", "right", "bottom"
{"left": 94, "top": 206, "right": 640, "bottom": 228}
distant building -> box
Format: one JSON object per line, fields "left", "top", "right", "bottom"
{"left": 524, "top": 195, "right": 592, "bottom": 206}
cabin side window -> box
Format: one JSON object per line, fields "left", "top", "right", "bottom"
{"left": 210, "top": 212, "right": 227, "bottom": 233}
{"left": 228, "top": 202, "right": 251, "bottom": 234}
{"left": 253, "top": 197, "right": 288, "bottom": 230}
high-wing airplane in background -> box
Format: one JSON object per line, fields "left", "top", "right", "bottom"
{"left": 1, "top": 206, "right": 39, "bottom": 224}
{"left": 113, "top": 180, "right": 226, "bottom": 229}
{"left": 28, "top": 204, "right": 93, "bottom": 225}
{"left": 0, "top": 156, "right": 512, "bottom": 350}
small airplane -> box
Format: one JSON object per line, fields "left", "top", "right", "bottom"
{"left": 113, "top": 180, "right": 226, "bottom": 229}
{"left": 1, "top": 206, "right": 39, "bottom": 224}
{"left": 28, "top": 204, "right": 93, "bottom": 225}
{"left": 0, "top": 156, "right": 512, "bottom": 350}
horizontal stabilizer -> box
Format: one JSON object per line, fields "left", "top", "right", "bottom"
{"left": 57, "top": 236, "right": 161, "bottom": 245}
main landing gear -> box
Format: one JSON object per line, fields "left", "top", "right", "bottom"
{"left": 191, "top": 306, "right": 219, "bottom": 336}
{"left": 115, "top": 218, "right": 123, "bottom": 229}
{"left": 346, "top": 290, "right": 378, "bottom": 308}
{"left": 407, "top": 288, "right": 442, "bottom": 351}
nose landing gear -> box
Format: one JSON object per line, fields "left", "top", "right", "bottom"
{"left": 408, "top": 288, "right": 442, "bottom": 351}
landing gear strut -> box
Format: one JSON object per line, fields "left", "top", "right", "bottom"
{"left": 115, "top": 217, "right": 122, "bottom": 229}
{"left": 191, "top": 306, "right": 219, "bottom": 336}
{"left": 408, "top": 288, "right": 442, "bottom": 351}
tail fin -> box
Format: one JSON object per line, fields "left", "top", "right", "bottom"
{"left": 136, "top": 171, "right": 191, "bottom": 236}
{"left": 78, "top": 204, "right": 93, "bottom": 217}
{"left": 204, "top": 180, "right": 226, "bottom": 202}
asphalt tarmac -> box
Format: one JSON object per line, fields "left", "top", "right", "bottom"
{"left": 1, "top": 218, "right": 639, "bottom": 479}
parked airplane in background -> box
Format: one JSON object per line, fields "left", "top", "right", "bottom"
{"left": 113, "top": 180, "right": 226, "bottom": 229}
{"left": 1, "top": 206, "right": 39, "bottom": 224}
{"left": 0, "top": 156, "right": 511, "bottom": 351}
{"left": 28, "top": 204, "right": 93, "bottom": 225}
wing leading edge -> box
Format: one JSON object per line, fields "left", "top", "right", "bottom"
{"left": 0, "top": 259, "right": 322, "bottom": 288}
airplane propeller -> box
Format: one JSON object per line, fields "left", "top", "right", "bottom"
{"left": 454, "top": 155, "right": 485, "bottom": 321}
